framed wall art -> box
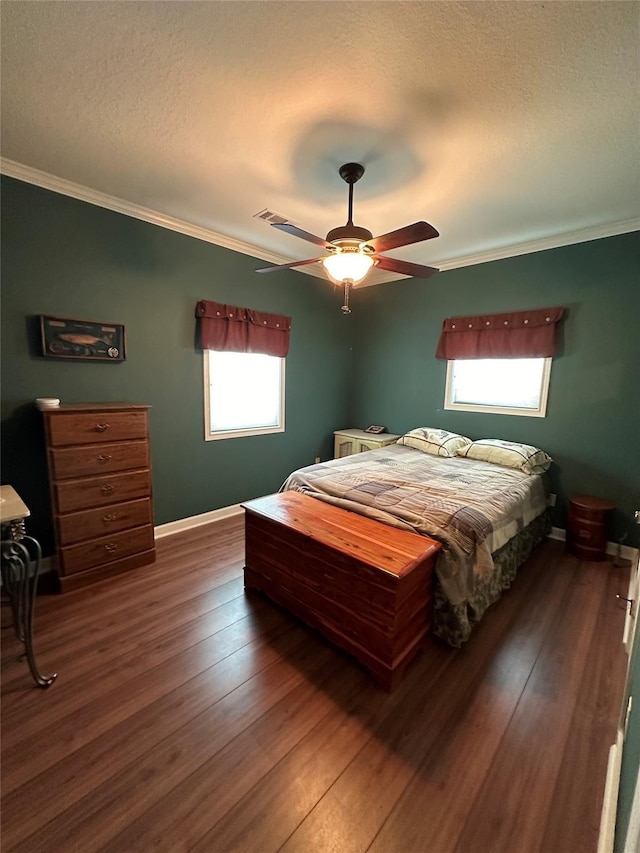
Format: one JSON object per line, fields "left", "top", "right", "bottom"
{"left": 39, "top": 315, "right": 126, "bottom": 362}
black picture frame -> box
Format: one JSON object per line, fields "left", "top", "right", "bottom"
{"left": 39, "top": 315, "right": 126, "bottom": 362}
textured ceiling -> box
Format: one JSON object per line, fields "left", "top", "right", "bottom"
{"left": 1, "top": 1, "right": 639, "bottom": 283}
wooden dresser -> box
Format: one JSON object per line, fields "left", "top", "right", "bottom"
{"left": 43, "top": 403, "right": 155, "bottom": 591}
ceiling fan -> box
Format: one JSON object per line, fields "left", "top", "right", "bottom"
{"left": 256, "top": 162, "right": 440, "bottom": 313}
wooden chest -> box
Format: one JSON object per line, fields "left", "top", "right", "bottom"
{"left": 243, "top": 491, "right": 441, "bottom": 690}
{"left": 43, "top": 404, "right": 156, "bottom": 591}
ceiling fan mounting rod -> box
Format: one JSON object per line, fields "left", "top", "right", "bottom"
{"left": 339, "top": 162, "right": 365, "bottom": 226}
{"left": 326, "top": 163, "right": 373, "bottom": 245}
{"left": 347, "top": 181, "right": 354, "bottom": 225}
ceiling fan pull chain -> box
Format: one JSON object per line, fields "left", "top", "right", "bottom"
{"left": 341, "top": 281, "right": 352, "bottom": 315}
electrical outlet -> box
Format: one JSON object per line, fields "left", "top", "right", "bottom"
{"left": 314, "top": 456, "right": 321, "bottom": 464}
{"left": 635, "top": 509, "right": 640, "bottom": 523}
{"left": 549, "top": 493, "right": 557, "bottom": 507}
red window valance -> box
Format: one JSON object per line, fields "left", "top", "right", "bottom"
{"left": 195, "top": 300, "right": 292, "bottom": 357}
{"left": 435, "top": 306, "right": 565, "bottom": 360}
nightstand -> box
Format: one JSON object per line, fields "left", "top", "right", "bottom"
{"left": 334, "top": 428, "right": 400, "bottom": 459}
{"left": 566, "top": 494, "right": 615, "bottom": 561}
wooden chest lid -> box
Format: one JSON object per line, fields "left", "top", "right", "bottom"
{"left": 243, "top": 490, "right": 440, "bottom": 578}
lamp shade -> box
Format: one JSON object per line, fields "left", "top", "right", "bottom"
{"left": 322, "top": 250, "right": 374, "bottom": 284}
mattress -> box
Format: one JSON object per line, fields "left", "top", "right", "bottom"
{"left": 281, "top": 443, "right": 548, "bottom": 610}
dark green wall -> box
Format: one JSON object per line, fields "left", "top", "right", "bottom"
{"left": 349, "top": 232, "right": 640, "bottom": 546}
{"left": 2, "top": 175, "right": 638, "bottom": 552}
{"left": 1, "top": 176, "right": 352, "bottom": 553}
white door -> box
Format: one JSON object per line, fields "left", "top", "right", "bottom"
{"left": 615, "top": 556, "right": 640, "bottom": 853}
{"left": 608, "top": 553, "right": 640, "bottom": 853}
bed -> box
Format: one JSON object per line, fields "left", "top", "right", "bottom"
{"left": 280, "top": 440, "right": 551, "bottom": 647}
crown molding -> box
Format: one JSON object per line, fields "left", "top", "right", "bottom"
{"left": 431, "top": 217, "right": 640, "bottom": 273}
{"left": 3, "top": 158, "right": 638, "bottom": 280}
{"left": 0, "top": 158, "right": 286, "bottom": 266}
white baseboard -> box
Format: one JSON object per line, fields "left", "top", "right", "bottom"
{"left": 38, "top": 556, "right": 53, "bottom": 576}
{"left": 154, "top": 503, "right": 245, "bottom": 539}
{"left": 155, "top": 513, "right": 640, "bottom": 553}
{"left": 548, "top": 527, "right": 638, "bottom": 562}
{"left": 0, "top": 555, "right": 53, "bottom": 585}
{"left": 548, "top": 526, "right": 566, "bottom": 543}
{"left": 8, "top": 503, "right": 251, "bottom": 581}
{"left": 8, "top": 505, "right": 248, "bottom": 580}
{"left": 21, "top": 515, "right": 640, "bottom": 576}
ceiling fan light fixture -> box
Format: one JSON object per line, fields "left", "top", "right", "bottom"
{"left": 256, "top": 163, "right": 440, "bottom": 312}
{"left": 322, "top": 248, "right": 374, "bottom": 285}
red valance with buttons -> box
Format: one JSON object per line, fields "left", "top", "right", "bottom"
{"left": 195, "top": 300, "right": 292, "bottom": 357}
{"left": 435, "top": 306, "right": 565, "bottom": 359}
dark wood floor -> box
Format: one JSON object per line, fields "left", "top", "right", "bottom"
{"left": 1, "top": 517, "right": 630, "bottom": 852}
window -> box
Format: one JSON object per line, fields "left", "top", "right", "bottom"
{"left": 203, "top": 351, "right": 285, "bottom": 440}
{"left": 444, "top": 358, "right": 551, "bottom": 417}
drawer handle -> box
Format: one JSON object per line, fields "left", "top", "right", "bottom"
{"left": 104, "top": 543, "right": 118, "bottom": 553}
{"left": 95, "top": 423, "right": 110, "bottom": 432}
{"left": 102, "top": 513, "right": 118, "bottom": 523}
{"left": 97, "top": 454, "right": 113, "bottom": 463}
{"left": 101, "top": 484, "right": 114, "bottom": 494}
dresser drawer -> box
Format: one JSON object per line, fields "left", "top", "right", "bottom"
{"left": 47, "top": 410, "right": 148, "bottom": 446}
{"left": 49, "top": 440, "right": 149, "bottom": 480}
{"left": 59, "top": 525, "right": 155, "bottom": 575}
{"left": 56, "top": 498, "right": 153, "bottom": 545}
{"left": 55, "top": 470, "right": 151, "bottom": 514}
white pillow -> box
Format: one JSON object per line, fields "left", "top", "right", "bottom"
{"left": 456, "top": 439, "right": 552, "bottom": 474}
{"left": 396, "top": 427, "right": 472, "bottom": 458}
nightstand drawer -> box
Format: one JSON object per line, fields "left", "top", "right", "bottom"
{"left": 59, "top": 525, "right": 155, "bottom": 574}
{"left": 56, "top": 498, "right": 153, "bottom": 545}
{"left": 49, "top": 440, "right": 149, "bottom": 479}
{"left": 47, "top": 410, "right": 148, "bottom": 446}
{"left": 55, "top": 470, "right": 151, "bottom": 514}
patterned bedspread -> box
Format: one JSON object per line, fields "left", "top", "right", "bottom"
{"left": 281, "top": 444, "right": 547, "bottom": 608}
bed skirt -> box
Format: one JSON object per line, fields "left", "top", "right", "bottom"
{"left": 432, "top": 509, "right": 552, "bottom": 647}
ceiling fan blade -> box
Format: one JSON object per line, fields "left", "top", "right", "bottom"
{"left": 256, "top": 257, "right": 323, "bottom": 273}
{"left": 375, "top": 255, "right": 439, "bottom": 280}
{"left": 367, "top": 221, "right": 439, "bottom": 253}
{"left": 271, "top": 222, "right": 333, "bottom": 249}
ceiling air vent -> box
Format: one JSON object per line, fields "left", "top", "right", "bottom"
{"left": 253, "top": 209, "right": 291, "bottom": 226}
